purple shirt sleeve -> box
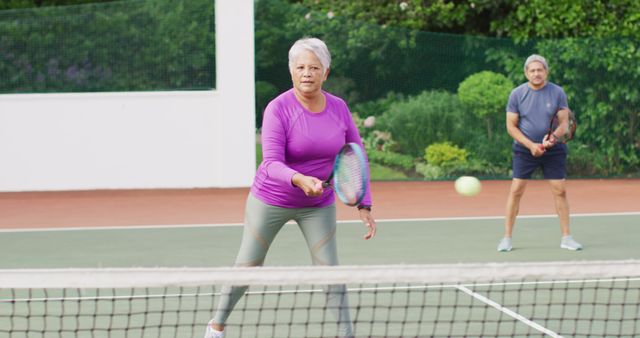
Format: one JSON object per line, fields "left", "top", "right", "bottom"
{"left": 259, "top": 98, "right": 298, "bottom": 187}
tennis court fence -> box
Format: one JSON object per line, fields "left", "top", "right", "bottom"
{"left": 1, "top": 260, "right": 639, "bottom": 337}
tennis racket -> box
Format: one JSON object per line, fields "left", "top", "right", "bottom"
{"left": 318, "top": 142, "right": 368, "bottom": 207}
{"left": 540, "top": 108, "right": 576, "bottom": 150}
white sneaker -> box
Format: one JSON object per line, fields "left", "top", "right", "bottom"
{"left": 497, "top": 237, "right": 512, "bottom": 252}
{"left": 561, "top": 236, "right": 583, "bottom": 251}
{"left": 204, "top": 320, "right": 225, "bottom": 338}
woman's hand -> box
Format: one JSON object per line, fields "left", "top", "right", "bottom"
{"left": 359, "top": 209, "right": 377, "bottom": 240}
{"left": 292, "top": 173, "right": 324, "bottom": 197}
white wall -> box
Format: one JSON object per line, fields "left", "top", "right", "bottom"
{"left": 0, "top": 0, "right": 255, "bottom": 192}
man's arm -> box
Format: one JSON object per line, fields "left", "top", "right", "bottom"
{"left": 551, "top": 108, "right": 574, "bottom": 143}
{"left": 506, "top": 112, "right": 546, "bottom": 157}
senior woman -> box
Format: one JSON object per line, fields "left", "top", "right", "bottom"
{"left": 204, "top": 37, "right": 376, "bottom": 338}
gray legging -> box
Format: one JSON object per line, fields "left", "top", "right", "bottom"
{"left": 213, "top": 193, "right": 353, "bottom": 337}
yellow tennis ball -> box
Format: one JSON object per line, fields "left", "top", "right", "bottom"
{"left": 455, "top": 176, "right": 481, "bottom": 197}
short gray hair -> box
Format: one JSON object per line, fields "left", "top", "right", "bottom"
{"left": 288, "top": 37, "right": 331, "bottom": 71}
{"left": 524, "top": 54, "right": 548, "bottom": 71}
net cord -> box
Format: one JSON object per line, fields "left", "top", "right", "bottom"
{"left": 1, "top": 260, "right": 639, "bottom": 289}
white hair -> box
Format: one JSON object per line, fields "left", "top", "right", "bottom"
{"left": 288, "top": 37, "right": 331, "bottom": 71}
{"left": 524, "top": 54, "right": 548, "bottom": 71}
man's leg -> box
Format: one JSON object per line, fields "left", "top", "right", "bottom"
{"left": 548, "top": 179, "right": 570, "bottom": 236}
{"left": 504, "top": 178, "right": 528, "bottom": 238}
{"left": 548, "top": 179, "right": 582, "bottom": 250}
{"left": 500, "top": 149, "right": 540, "bottom": 251}
{"left": 498, "top": 178, "right": 528, "bottom": 252}
{"left": 542, "top": 150, "right": 581, "bottom": 250}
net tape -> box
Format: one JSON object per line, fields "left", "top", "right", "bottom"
{"left": 1, "top": 260, "right": 639, "bottom": 338}
{"left": 2, "top": 260, "right": 639, "bottom": 288}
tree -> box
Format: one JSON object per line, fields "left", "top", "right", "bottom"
{"left": 490, "top": 0, "right": 640, "bottom": 40}
{"left": 0, "top": 0, "right": 114, "bottom": 10}
{"left": 291, "top": 0, "right": 522, "bottom": 36}
{"left": 458, "top": 71, "right": 513, "bottom": 141}
{"left": 292, "top": 0, "right": 467, "bottom": 32}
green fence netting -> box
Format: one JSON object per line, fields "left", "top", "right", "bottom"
{"left": 0, "top": 0, "right": 215, "bottom": 93}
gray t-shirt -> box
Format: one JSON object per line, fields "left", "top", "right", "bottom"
{"left": 506, "top": 82, "right": 569, "bottom": 148}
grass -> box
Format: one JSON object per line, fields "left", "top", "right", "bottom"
{"left": 256, "top": 142, "right": 262, "bottom": 168}
{"left": 370, "top": 162, "right": 408, "bottom": 180}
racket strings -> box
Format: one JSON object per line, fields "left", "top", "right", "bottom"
{"left": 335, "top": 150, "right": 365, "bottom": 205}
{"left": 553, "top": 121, "right": 574, "bottom": 143}
{"left": 549, "top": 111, "right": 576, "bottom": 143}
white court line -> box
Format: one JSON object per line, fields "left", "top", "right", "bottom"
{"left": 455, "top": 285, "right": 564, "bottom": 338}
{"left": 1, "top": 211, "right": 638, "bottom": 233}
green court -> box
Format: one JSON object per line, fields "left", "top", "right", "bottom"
{"left": 1, "top": 213, "right": 638, "bottom": 268}
{"left": 1, "top": 214, "right": 639, "bottom": 338}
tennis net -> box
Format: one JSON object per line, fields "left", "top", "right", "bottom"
{"left": 1, "top": 260, "right": 639, "bottom": 337}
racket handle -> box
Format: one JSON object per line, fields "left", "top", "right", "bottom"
{"left": 322, "top": 174, "right": 333, "bottom": 189}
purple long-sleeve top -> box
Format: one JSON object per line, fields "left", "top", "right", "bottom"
{"left": 251, "top": 89, "right": 372, "bottom": 209}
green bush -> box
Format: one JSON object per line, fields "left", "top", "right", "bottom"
{"left": 463, "top": 132, "right": 513, "bottom": 170}
{"left": 361, "top": 130, "right": 398, "bottom": 153}
{"left": 424, "top": 142, "right": 468, "bottom": 167}
{"left": 366, "top": 149, "right": 415, "bottom": 171}
{"left": 456, "top": 71, "right": 514, "bottom": 171}
{"left": 439, "top": 159, "right": 508, "bottom": 179}
{"left": 416, "top": 157, "right": 507, "bottom": 180}
{"left": 414, "top": 163, "right": 444, "bottom": 180}
{"left": 458, "top": 71, "right": 513, "bottom": 141}
{"left": 567, "top": 143, "right": 610, "bottom": 177}
{"left": 380, "top": 90, "right": 466, "bottom": 157}
{"left": 352, "top": 92, "right": 406, "bottom": 118}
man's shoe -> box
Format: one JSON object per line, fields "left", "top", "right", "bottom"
{"left": 561, "top": 236, "right": 583, "bottom": 251}
{"left": 497, "top": 237, "right": 512, "bottom": 252}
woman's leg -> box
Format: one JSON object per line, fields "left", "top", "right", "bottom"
{"left": 296, "top": 205, "right": 353, "bottom": 338}
{"left": 212, "top": 194, "right": 294, "bottom": 329}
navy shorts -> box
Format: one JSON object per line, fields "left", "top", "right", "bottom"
{"left": 512, "top": 144, "right": 567, "bottom": 179}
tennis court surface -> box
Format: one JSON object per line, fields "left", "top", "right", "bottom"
{"left": 1, "top": 179, "right": 639, "bottom": 337}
